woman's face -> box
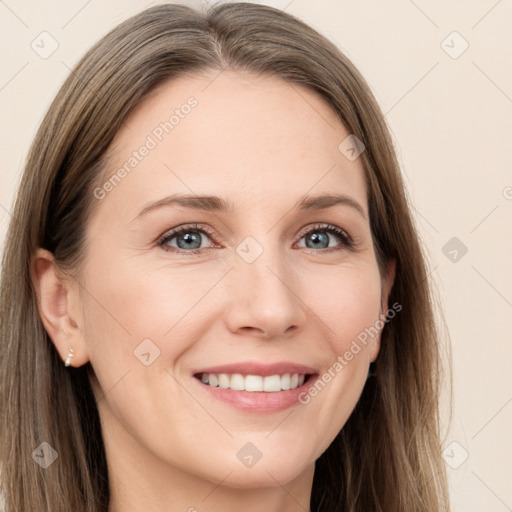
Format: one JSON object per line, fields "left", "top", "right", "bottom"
{"left": 76, "top": 71, "right": 394, "bottom": 490}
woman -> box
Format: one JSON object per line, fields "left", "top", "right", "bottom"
{"left": 0, "top": 2, "right": 451, "bottom": 511}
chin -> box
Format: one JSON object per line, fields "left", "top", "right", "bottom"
{"left": 203, "top": 450, "right": 313, "bottom": 489}
{"left": 216, "top": 464, "right": 307, "bottom": 489}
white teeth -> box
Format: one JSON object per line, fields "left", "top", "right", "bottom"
{"left": 199, "top": 372, "right": 308, "bottom": 392}
{"left": 218, "top": 373, "right": 230, "bottom": 389}
{"left": 263, "top": 375, "right": 281, "bottom": 392}
{"left": 230, "top": 373, "right": 245, "bottom": 391}
{"left": 245, "top": 375, "right": 263, "bottom": 392}
{"left": 281, "top": 373, "right": 291, "bottom": 390}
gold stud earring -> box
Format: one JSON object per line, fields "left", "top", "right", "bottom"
{"left": 64, "top": 347, "right": 75, "bottom": 367}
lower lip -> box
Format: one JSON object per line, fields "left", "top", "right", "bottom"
{"left": 193, "top": 375, "right": 317, "bottom": 414}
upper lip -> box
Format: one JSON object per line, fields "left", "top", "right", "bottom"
{"left": 193, "top": 361, "right": 318, "bottom": 377}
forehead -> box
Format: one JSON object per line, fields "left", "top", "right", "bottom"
{"left": 92, "top": 70, "right": 368, "bottom": 221}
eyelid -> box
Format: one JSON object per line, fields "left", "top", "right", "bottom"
{"left": 157, "top": 223, "right": 219, "bottom": 253}
{"left": 294, "top": 223, "right": 356, "bottom": 251}
{"left": 297, "top": 223, "right": 352, "bottom": 243}
{"left": 157, "top": 222, "right": 357, "bottom": 254}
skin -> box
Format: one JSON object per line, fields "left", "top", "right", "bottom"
{"left": 33, "top": 71, "right": 395, "bottom": 512}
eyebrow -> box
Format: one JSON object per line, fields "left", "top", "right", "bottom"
{"left": 132, "top": 192, "right": 367, "bottom": 221}
{"left": 296, "top": 193, "right": 367, "bottom": 220}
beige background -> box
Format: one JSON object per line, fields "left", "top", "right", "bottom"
{"left": 1, "top": 1, "right": 511, "bottom": 510}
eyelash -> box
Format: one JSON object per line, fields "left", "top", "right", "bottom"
{"left": 157, "top": 223, "right": 356, "bottom": 255}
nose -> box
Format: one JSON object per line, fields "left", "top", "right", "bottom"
{"left": 223, "top": 247, "right": 307, "bottom": 340}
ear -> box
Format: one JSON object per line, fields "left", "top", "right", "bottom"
{"left": 370, "top": 258, "right": 397, "bottom": 363}
{"left": 31, "top": 248, "right": 89, "bottom": 367}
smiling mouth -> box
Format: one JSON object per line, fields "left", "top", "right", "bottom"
{"left": 194, "top": 372, "right": 315, "bottom": 392}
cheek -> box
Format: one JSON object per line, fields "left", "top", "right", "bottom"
{"left": 82, "top": 258, "right": 222, "bottom": 340}
{"left": 79, "top": 257, "right": 229, "bottom": 394}
{"left": 306, "top": 264, "right": 383, "bottom": 352}
{"left": 296, "top": 265, "right": 383, "bottom": 450}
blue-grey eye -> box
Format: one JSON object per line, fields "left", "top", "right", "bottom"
{"left": 174, "top": 231, "right": 203, "bottom": 250}
{"left": 304, "top": 231, "right": 330, "bottom": 249}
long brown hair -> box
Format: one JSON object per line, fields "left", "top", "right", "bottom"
{"left": 0, "top": 3, "right": 451, "bottom": 510}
